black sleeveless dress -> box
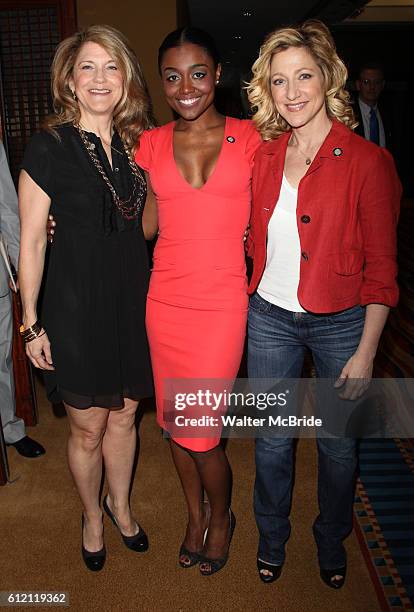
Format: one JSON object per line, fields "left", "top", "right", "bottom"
{"left": 22, "top": 124, "right": 153, "bottom": 408}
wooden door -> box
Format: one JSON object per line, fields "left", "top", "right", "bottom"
{"left": 0, "top": 0, "right": 77, "bottom": 182}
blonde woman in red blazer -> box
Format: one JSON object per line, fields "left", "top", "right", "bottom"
{"left": 246, "top": 20, "right": 401, "bottom": 588}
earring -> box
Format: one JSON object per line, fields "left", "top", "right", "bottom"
{"left": 71, "top": 90, "right": 77, "bottom": 101}
{"left": 215, "top": 79, "right": 219, "bottom": 85}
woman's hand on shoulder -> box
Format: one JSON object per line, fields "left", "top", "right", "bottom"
{"left": 46, "top": 214, "right": 56, "bottom": 243}
{"left": 25, "top": 332, "right": 54, "bottom": 370}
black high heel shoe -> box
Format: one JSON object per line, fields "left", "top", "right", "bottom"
{"left": 103, "top": 495, "right": 148, "bottom": 552}
{"left": 320, "top": 566, "right": 346, "bottom": 589}
{"left": 199, "top": 509, "right": 235, "bottom": 576}
{"left": 81, "top": 515, "right": 106, "bottom": 572}
{"left": 179, "top": 501, "right": 210, "bottom": 568}
{"left": 257, "top": 558, "right": 283, "bottom": 584}
{"left": 178, "top": 544, "right": 202, "bottom": 568}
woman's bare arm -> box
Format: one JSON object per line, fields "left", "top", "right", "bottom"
{"left": 18, "top": 169, "right": 54, "bottom": 369}
{"left": 335, "top": 303, "right": 389, "bottom": 399}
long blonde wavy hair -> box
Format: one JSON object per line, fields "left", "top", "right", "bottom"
{"left": 247, "top": 20, "right": 356, "bottom": 141}
{"left": 45, "top": 24, "right": 153, "bottom": 152}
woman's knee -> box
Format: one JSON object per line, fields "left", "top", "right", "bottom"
{"left": 189, "top": 444, "right": 222, "bottom": 467}
{"left": 317, "top": 436, "right": 357, "bottom": 462}
{"left": 67, "top": 407, "right": 108, "bottom": 451}
{"left": 106, "top": 399, "right": 138, "bottom": 433}
{"left": 256, "top": 436, "right": 293, "bottom": 454}
{"left": 70, "top": 422, "right": 106, "bottom": 451}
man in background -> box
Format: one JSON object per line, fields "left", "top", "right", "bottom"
{"left": 0, "top": 140, "right": 45, "bottom": 458}
{"left": 354, "top": 62, "right": 391, "bottom": 149}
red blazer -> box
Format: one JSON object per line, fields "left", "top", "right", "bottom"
{"left": 247, "top": 120, "right": 401, "bottom": 313}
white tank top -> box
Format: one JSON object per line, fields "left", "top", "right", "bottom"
{"left": 257, "top": 173, "right": 305, "bottom": 312}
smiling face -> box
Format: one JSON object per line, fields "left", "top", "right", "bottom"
{"left": 270, "top": 46, "right": 328, "bottom": 130}
{"left": 69, "top": 41, "right": 124, "bottom": 123}
{"left": 160, "top": 42, "right": 220, "bottom": 121}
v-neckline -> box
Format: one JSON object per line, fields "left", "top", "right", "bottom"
{"left": 170, "top": 117, "right": 228, "bottom": 192}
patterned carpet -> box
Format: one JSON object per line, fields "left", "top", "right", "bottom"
{"left": 355, "top": 201, "right": 414, "bottom": 611}
{"left": 355, "top": 439, "right": 414, "bottom": 611}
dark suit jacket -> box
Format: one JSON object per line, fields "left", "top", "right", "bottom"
{"left": 353, "top": 97, "right": 394, "bottom": 153}
{"left": 0, "top": 142, "right": 19, "bottom": 297}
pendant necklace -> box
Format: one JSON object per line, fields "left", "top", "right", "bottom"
{"left": 289, "top": 137, "right": 314, "bottom": 166}
{"left": 297, "top": 145, "right": 312, "bottom": 166}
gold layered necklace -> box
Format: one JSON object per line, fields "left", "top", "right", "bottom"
{"left": 74, "top": 123, "right": 146, "bottom": 220}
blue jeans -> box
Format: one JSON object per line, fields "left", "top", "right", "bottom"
{"left": 248, "top": 292, "right": 365, "bottom": 570}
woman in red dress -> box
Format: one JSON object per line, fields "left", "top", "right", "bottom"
{"left": 136, "top": 27, "right": 260, "bottom": 574}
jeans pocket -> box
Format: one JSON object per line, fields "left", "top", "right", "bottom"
{"left": 249, "top": 292, "right": 272, "bottom": 314}
{"left": 328, "top": 304, "right": 365, "bottom": 325}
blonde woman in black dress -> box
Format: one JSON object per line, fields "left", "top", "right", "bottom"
{"left": 18, "top": 25, "right": 153, "bottom": 571}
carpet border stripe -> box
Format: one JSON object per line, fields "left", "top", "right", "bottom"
{"left": 354, "top": 475, "right": 413, "bottom": 611}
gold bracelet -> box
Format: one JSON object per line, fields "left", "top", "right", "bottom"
{"left": 19, "top": 320, "right": 43, "bottom": 343}
{"left": 24, "top": 330, "right": 46, "bottom": 344}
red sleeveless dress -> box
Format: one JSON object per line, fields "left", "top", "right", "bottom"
{"left": 136, "top": 117, "right": 260, "bottom": 450}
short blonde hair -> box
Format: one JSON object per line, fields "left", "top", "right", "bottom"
{"left": 45, "top": 24, "right": 153, "bottom": 152}
{"left": 247, "top": 20, "right": 356, "bottom": 140}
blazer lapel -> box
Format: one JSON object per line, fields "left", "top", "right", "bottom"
{"left": 260, "top": 132, "right": 290, "bottom": 218}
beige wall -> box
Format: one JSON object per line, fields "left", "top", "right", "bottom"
{"left": 76, "top": 0, "right": 177, "bottom": 124}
